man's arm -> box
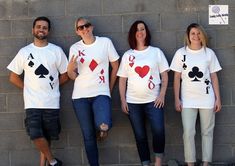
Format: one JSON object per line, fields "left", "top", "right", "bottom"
{"left": 9, "top": 72, "right": 24, "bottom": 89}
{"left": 59, "top": 72, "right": 69, "bottom": 85}
{"left": 109, "top": 60, "right": 119, "bottom": 92}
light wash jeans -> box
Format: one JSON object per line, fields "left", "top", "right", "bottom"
{"left": 181, "top": 108, "right": 215, "bottom": 163}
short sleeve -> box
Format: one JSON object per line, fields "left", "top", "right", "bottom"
{"left": 107, "top": 38, "right": 119, "bottom": 62}
{"left": 158, "top": 49, "right": 170, "bottom": 73}
{"left": 170, "top": 49, "right": 183, "bottom": 73}
{"left": 57, "top": 47, "right": 68, "bottom": 74}
{"left": 117, "top": 53, "right": 128, "bottom": 78}
{"left": 209, "top": 50, "right": 222, "bottom": 73}
{"left": 7, "top": 49, "right": 24, "bottom": 75}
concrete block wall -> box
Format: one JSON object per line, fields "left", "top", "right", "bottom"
{"left": 0, "top": 0, "right": 235, "bottom": 165}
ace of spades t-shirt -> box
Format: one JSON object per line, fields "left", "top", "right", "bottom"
{"left": 170, "top": 46, "right": 222, "bottom": 109}
{"left": 7, "top": 43, "right": 68, "bottom": 109}
{"left": 69, "top": 36, "right": 119, "bottom": 99}
{"left": 117, "top": 46, "right": 169, "bottom": 103}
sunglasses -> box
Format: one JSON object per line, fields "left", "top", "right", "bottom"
{"left": 77, "top": 23, "right": 91, "bottom": 31}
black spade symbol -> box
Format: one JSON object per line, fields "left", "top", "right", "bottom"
{"left": 28, "top": 61, "right": 34, "bottom": 67}
{"left": 35, "top": 64, "right": 49, "bottom": 78}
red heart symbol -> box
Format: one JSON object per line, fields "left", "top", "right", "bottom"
{"left": 129, "top": 63, "right": 134, "bottom": 67}
{"left": 135, "top": 65, "right": 150, "bottom": 78}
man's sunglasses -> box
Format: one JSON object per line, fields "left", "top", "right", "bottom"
{"left": 77, "top": 23, "right": 91, "bottom": 31}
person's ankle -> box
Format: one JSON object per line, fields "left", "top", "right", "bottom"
{"left": 203, "top": 162, "right": 209, "bottom": 166}
{"left": 188, "top": 163, "right": 194, "bottom": 166}
{"left": 49, "top": 159, "right": 57, "bottom": 165}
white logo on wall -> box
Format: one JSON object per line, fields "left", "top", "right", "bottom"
{"left": 209, "top": 5, "right": 228, "bottom": 25}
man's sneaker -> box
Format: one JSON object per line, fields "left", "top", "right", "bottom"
{"left": 49, "top": 158, "right": 62, "bottom": 166}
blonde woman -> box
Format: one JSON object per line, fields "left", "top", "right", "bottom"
{"left": 170, "top": 23, "right": 222, "bottom": 166}
{"left": 67, "top": 17, "right": 119, "bottom": 166}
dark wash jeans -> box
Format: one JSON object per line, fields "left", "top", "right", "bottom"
{"left": 72, "top": 95, "right": 112, "bottom": 166}
{"left": 127, "top": 102, "right": 165, "bottom": 165}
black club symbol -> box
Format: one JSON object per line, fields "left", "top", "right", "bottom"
{"left": 183, "top": 63, "right": 187, "bottom": 70}
{"left": 205, "top": 79, "right": 210, "bottom": 85}
{"left": 188, "top": 66, "right": 203, "bottom": 81}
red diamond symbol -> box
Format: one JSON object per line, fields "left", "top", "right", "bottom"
{"left": 80, "top": 58, "right": 84, "bottom": 63}
{"left": 89, "top": 59, "right": 98, "bottom": 71}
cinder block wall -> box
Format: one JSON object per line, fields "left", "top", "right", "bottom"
{"left": 0, "top": 0, "right": 235, "bottom": 165}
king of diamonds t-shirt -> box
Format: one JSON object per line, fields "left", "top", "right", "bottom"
{"left": 69, "top": 36, "right": 119, "bottom": 99}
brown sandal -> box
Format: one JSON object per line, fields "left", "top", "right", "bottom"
{"left": 97, "top": 130, "right": 108, "bottom": 141}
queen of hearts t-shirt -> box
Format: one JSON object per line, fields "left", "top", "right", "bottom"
{"left": 170, "top": 46, "right": 222, "bottom": 109}
{"left": 117, "top": 46, "right": 169, "bottom": 103}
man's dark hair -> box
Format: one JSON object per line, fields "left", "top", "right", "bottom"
{"left": 33, "top": 16, "right": 51, "bottom": 31}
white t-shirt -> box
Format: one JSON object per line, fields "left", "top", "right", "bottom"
{"left": 69, "top": 36, "right": 119, "bottom": 99}
{"left": 7, "top": 43, "right": 68, "bottom": 109}
{"left": 117, "top": 46, "right": 169, "bottom": 103}
{"left": 170, "top": 46, "right": 222, "bottom": 109}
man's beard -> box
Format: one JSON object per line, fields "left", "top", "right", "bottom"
{"left": 33, "top": 33, "right": 47, "bottom": 40}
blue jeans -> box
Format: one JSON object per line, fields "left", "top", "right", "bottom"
{"left": 72, "top": 95, "right": 112, "bottom": 166}
{"left": 128, "top": 102, "right": 165, "bottom": 165}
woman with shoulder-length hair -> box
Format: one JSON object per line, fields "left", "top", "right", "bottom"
{"left": 170, "top": 23, "right": 222, "bottom": 166}
{"left": 67, "top": 17, "right": 119, "bottom": 166}
{"left": 117, "top": 20, "right": 169, "bottom": 166}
